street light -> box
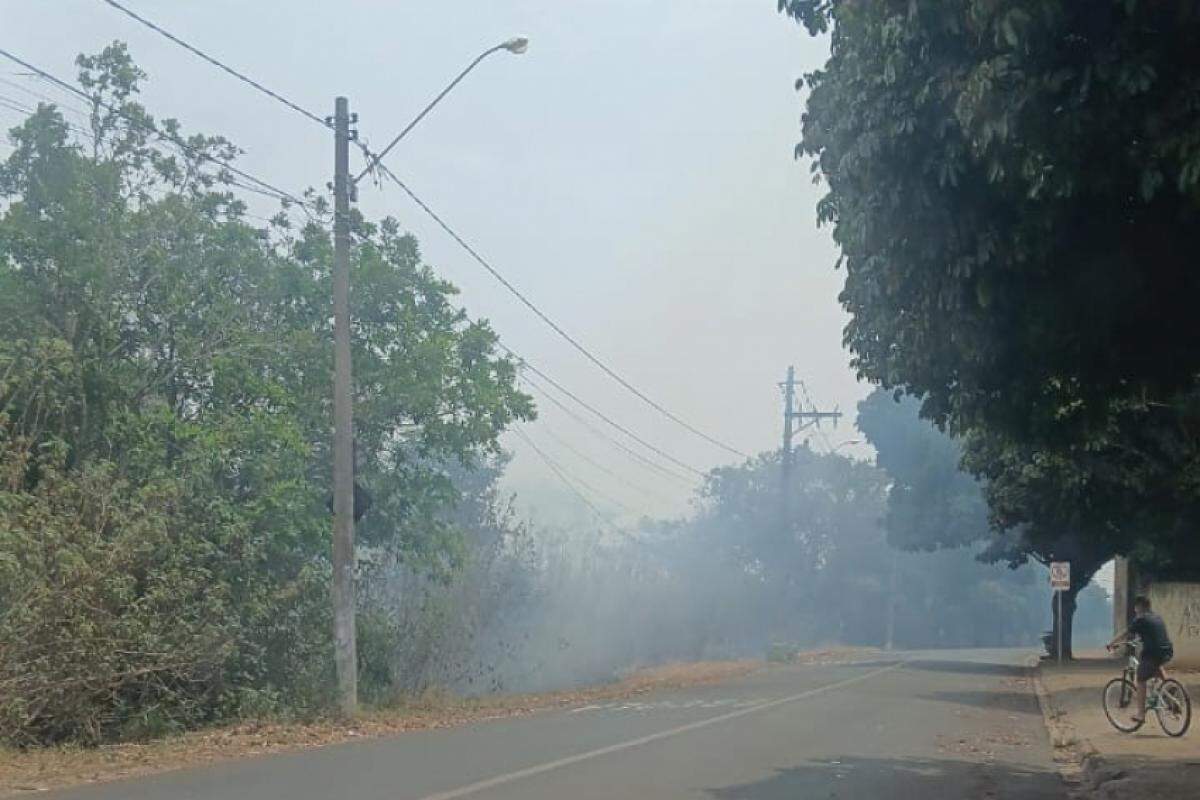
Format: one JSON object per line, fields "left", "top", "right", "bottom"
{"left": 831, "top": 439, "right": 861, "bottom": 454}
{"left": 354, "top": 37, "right": 531, "bottom": 184}
{"left": 502, "top": 36, "right": 530, "bottom": 54}
{"left": 331, "top": 37, "right": 529, "bottom": 716}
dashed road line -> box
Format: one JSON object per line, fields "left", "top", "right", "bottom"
{"left": 417, "top": 660, "right": 906, "bottom": 800}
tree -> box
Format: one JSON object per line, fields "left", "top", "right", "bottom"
{"left": 779, "top": 1, "right": 1200, "bottom": 594}
{"left": 856, "top": 389, "right": 989, "bottom": 552}
{"left": 781, "top": 1, "right": 1200, "bottom": 445}
{"left": 697, "top": 447, "right": 892, "bottom": 644}
{"left": 685, "top": 443, "right": 1063, "bottom": 651}
{"left": 857, "top": 388, "right": 1113, "bottom": 658}
{"left": 0, "top": 44, "right": 533, "bottom": 744}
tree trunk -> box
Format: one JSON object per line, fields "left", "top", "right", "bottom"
{"left": 1041, "top": 531, "right": 1111, "bottom": 661}
{"left": 1049, "top": 585, "right": 1079, "bottom": 660}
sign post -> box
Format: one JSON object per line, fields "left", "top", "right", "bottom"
{"left": 1050, "top": 562, "right": 1071, "bottom": 665}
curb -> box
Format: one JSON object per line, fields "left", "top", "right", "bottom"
{"left": 1027, "top": 657, "right": 1101, "bottom": 794}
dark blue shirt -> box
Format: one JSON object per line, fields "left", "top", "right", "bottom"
{"left": 1131, "top": 612, "right": 1173, "bottom": 659}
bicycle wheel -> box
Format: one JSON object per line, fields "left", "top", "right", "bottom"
{"left": 1103, "top": 677, "right": 1144, "bottom": 732}
{"left": 1155, "top": 679, "right": 1192, "bottom": 737}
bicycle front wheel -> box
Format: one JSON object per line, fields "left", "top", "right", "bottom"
{"left": 1103, "top": 677, "right": 1143, "bottom": 732}
{"left": 1155, "top": 679, "right": 1192, "bottom": 737}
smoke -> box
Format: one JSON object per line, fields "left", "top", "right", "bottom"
{"left": 362, "top": 446, "right": 1112, "bottom": 700}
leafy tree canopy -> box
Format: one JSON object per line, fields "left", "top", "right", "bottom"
{"left": 0, "top": 43, "right": 532, "bottom": 743}
{"left": 782, "top": 1, "right": 1200, "bottom": 446}
{"left": 856, "top": 388, "right": 989, "bottom": 551}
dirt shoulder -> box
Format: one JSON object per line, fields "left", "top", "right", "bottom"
{"left": 1033, "top": 650, "right": 1200, "bottom": 798}
{"left": 2, "top": 654, "right": 844, "bottom": 797}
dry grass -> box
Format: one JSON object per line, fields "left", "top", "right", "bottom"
{"left": 786, "top": 646, "right": 882, "bottom": 665}
{"left": 0, "top": 659, "right": 760, "bottom": 796}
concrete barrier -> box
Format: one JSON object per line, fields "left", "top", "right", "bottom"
{"left": 1147, "top": 582, "right": 1200, "bottom": 668}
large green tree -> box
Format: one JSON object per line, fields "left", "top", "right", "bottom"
{"left": 0, "top": 44, "right": 532, "bottom": 744}
{"left": 780, "top": 1, "right": 1200, "bottom": 589}
{"left": 856, "top": 389, "right": 988, "bottom": 552}
{"left": 782, "top": 0, "right": 1200, "bottom": 443}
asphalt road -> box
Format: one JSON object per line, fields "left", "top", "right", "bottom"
{"left": 48, "top": 650, "right": 1065, "bottom": 800}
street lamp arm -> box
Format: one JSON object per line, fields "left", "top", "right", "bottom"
{"left": 354, "top": 41, "right": 521, "bottom": 184}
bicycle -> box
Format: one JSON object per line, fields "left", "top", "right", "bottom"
{"left": 1102, "top": 641, "right": 1191, "bottom": 737}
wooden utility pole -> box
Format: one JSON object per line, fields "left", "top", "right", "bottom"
{"left": 781, "top": 365, "right": 797, "bottom": 475}
{"left": 779, "top": 366, "right": 842, "bottom": 474}
{"left": 779, "top": 366, "right": 842, "bottom": 537}
{"left": 331, "top": 96, "right": 357, "bottom": 716}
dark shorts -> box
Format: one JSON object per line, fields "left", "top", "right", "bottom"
{"left": 1138, "top": 652, "right": 1172, "bottom": 682}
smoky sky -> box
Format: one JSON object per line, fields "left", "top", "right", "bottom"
{"left": 0, "top": 0, "right": 860, "bottom": 520}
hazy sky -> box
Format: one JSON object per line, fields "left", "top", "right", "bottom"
{"left": 0, "top": 1, "right": 863, "bottom": 522}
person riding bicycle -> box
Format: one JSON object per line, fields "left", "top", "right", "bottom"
{"left": 1107, "top": 595, "right": 1175, "bottom": 724}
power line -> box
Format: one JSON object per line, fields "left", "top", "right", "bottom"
{"left": 372, "top": 163, "right": 750, "bottom": 461}
{"left": 353, "top": 167, "right": 706, "bottom": 484}
{"left": 528, "top": 407, "right": 679, "bottom": 505}
{"left": 0, "top": 96, "right": 33, "bottom": 115}
{"left": 1, "top": 76, "right": 311, "bottom": 224}
{"left": 527, "top": 437, "right": 640, "bottom": 517}
{"left": 82, "top": 3, "right": 745, "bottom": 463}
{"left": 496, "top": 342, "right": 707, "bottom": 478}
{"left": 0, "top": 87, "right": 694, "bottom": 505}
{"left": 97, "top": 0, "right": 330, "bottom": 130}
{"left": 512, "top": 426, "right": 635, "bottom": 534}
{"left": 0, "top": 94, "right": 98, "bottom": 141}
{"left": 0, "top": 96, "right": 99, "bottom": 147}
{"left": 0, "top": 48, "right": 312, "bottom": 211}
{"left": 0, "top": 75, "right": 91, "bottom": 121}
{"left": 518, "top": 370, "right": 698, "bottom": 486}
{"left": 6, "top": 27, "right": 704, "bottom": 492}
{"left": 2, "top": 34, "right": 670, "bottom": 538}
{"left": 0, "top": 94, "right": 310, "bottom": 229}
{"left": 425, "top": 297, "right": 703, "bottom": 486}
{"left": 61, "top": 3, "right": 738, "bottom": 472}
{"left": 433, "top": 293, "right": 703, "bottom": 484}
{"left": 798, "top": 379, "right": 839, "bottom": 454}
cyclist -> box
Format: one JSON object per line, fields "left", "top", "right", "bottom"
{"left": 1107, "top": 595, "right": 1175, "bottom": 724}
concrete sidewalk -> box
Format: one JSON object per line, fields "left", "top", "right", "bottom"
{"left": 1035, "top": 650, "right": 1200, "bottom": 798}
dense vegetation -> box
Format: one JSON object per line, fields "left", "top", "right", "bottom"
{"left": 781, "top": 0, "right": 1200, "bottom": 653}
{"left": 0, "top": 40, "right": 1110, "bottom": 749}
{"left": 0, "top": 45, "right": 531, "bottom": 744}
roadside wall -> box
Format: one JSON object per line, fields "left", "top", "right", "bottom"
{"left": 1147, "top": 582, "right": 1200, "bottom": 668}
{"left": 1113, "top": 557, "right": 1131, "bottom": 634}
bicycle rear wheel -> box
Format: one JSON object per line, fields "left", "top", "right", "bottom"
{"left": 1155, "top": 679, "right": 1192, "bottom": 737}
{"left": 1103, "top": 677, "right": 1143, "bottom": 732}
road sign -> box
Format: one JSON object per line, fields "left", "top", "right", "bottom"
{"left": 1050, "top": 561, "right": 1070, "bottom": 591}
{"left": 1050, "top": 561, "right": 1070, "bottom": 664}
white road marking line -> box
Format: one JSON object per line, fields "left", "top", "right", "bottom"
{"left": 568, "top": 697, "right": 757, "bottom": 715}
{"left": 416, "top": 660, "right": 906, "bottom": 800}
{"left": 567, "top": 704, "right": 605, "bottom": 714}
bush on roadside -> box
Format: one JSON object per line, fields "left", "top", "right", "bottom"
{"left": 0, "top": 43, "right": 530, "bottom": 747}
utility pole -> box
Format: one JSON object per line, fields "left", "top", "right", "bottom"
{"left": 320, "top": 38, "right": 523, "bottom": 718}
{"left": 779, "top": 366, "right": 843, "bottom": 472}
{"left": 778, "top": 366, "right": 842, "bottom": 536}
{"left": 331, "top": 96, "right": 357, "bottom": 716}
{"left": 781, "top": 366, "right": 797, "bottom": 476}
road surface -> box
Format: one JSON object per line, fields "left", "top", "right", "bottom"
{"left": 47, "top": 650, "right": 1065, "bottom": 799}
